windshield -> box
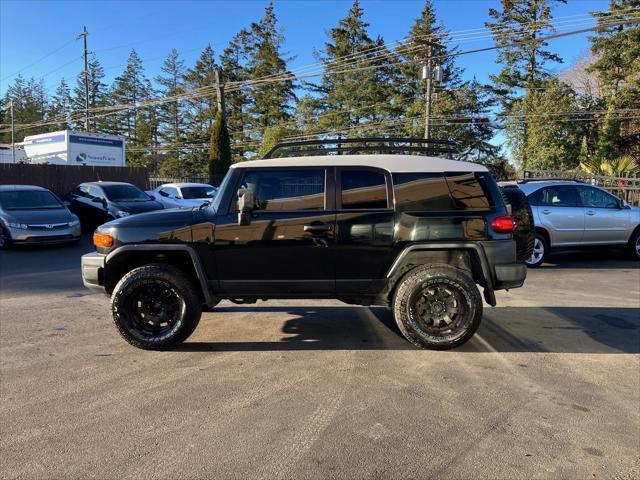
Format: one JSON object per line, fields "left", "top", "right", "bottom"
{"left": 102, "top": 184, "right": 151, "bottom": 202}
{"left": 0, "top": 190, "right": 63, "bottom": 210}
{"left": 181, "top": 186, "right": 217, "bottom": 199}
{"left": 212, "top": 170, "right": 233, "bottom": 212}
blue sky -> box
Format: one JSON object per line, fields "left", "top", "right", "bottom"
{"left": 1, "top": 0, "right": 608, "bottom": 96}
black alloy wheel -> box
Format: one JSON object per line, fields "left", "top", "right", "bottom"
{"left": 124, "top": 281, "right": 184, "bottom": 338}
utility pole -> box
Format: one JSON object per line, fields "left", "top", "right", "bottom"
{"left": 214, "top": 67, "right": 226, "bottom": 118}
{"left": 423, "top": 43, "right": 433, "bottom": 140}
{"left": 78, "top": 26, "right": 90, "bottom": 131}
{"left": 9, "top": 100, "right": 15, "bottom": 163}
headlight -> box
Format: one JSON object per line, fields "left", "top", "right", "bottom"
{"left": 68, "top": 219, "right": 80, "bottom": 227}
{"left": 116, "top": 211, "right": 130, "bottom": 218}
{"left": 7, "top": 222, "right": 28, "bottom": 230}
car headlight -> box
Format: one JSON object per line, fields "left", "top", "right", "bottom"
{"left": 68, "top": 219, "right": 80, "bottom": 227}
{"left": 6, "top": 222, "right": 28, "bottom": 230}
{"left": 116, "top": 211, "right": 130, "bottom": 218}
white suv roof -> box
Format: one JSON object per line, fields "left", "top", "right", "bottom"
{"left": 231, "top": 154, "right": 487, "bottom": 173}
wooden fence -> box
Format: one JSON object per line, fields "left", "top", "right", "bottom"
{"left": 0, "top": 164, "right": 149, "bottom": 198}
{"left": 523, "top": 170, "right": 640, "bottom": 206}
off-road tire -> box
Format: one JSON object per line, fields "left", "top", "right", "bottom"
{"left": 628, "top": 228, "right": 640, "bottom": 261}
{"left": 111, "top": 264, "right": 202, "bottom": 350}
{"left": 526, "top": 233, "right": 548, "bottom": 268}
{"left": 392, "top": 264, "right": 482, "bottom": 350}
{"left": 500, "top": 186, "right": 535, "bottom": 262}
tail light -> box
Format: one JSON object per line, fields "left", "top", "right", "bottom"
{"left": 491, "top": 216, "right": 514, "bottom": 233}
{"left": 93, "top": 231, "right": 113, "bottom": 248}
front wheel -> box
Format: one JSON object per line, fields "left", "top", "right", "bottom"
{"left": 0, "top": 225, "right": 11, "bottom": 249}
{"left": 111, "top": 264, "right": 202, "bottom": 350}
{"left": 526, "top": 234, "right": 548, "bottom": 268}
{"left": 628, "top": 229, "right": 640, "bottom": 261}
{"left": 392, "top": 264, "right": 482, "bottom": 350}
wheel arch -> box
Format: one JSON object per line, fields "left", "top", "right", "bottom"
{"left": 104, "top": 245, "right": 215, "bottom": 306}
{"left": 535, "top": 226, "right": 551, "bottom": 247}
{"left": 382, "top": 244, "right": 496, "bottom": 307}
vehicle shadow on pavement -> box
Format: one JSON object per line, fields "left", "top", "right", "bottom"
{"left": 178, "top": 305, "right": 639, "bottom": 354}
{"left": 541, "top": 248, "right": 639, "bottom": 269}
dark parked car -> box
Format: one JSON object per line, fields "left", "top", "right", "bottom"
{"left": 81, "top": 138, "right": 534, "bottom": 351}
{"left": 65, "top": 181, "right": 164, "bottom": 229}
{"left": 0, "top": 185, "right": 81, "bottom": 248}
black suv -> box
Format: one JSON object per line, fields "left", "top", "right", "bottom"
{"left": 81, "top": 138, "right": 533, "bottom": 350}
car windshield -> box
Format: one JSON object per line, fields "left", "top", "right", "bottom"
{"left": 0, "top": 190, "right": 63, "bottom": 210}
{"left": 181, "top": 186, "right": 217, "bottom": 199}
{"left": 102, "top": 185, "right": 151, "bottom": 202}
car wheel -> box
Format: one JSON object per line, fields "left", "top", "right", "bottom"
{"left": 526, "top": 234, "right": 547, "bottom": 268}
{"left": 0, "top": 225, "right": 11, "bottom": 249}
{"left": 392, "top": 264, "right": 482, "bottom": 350}
{"left": 111, "top": 264, "right": 202, "bottom": 350}
{"left": 628, "top": 229, "right": 640, "bottom": 261}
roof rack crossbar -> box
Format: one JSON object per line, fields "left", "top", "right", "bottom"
{"left": 263, "top": 137, "right": 457, "bottom": 159}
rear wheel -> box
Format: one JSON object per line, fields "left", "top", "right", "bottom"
{"left": 526, "top": 233, "right": 547, "bottom": 268}
{"left": 500, "top": 186, "right": 535, "bottom": 262}
{"left": 392, "top": 264, "right": 482, "bottom": 350}
{"left": 111, "top": 264, "right": 202, "bottom": 350}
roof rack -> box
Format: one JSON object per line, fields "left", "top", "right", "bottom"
{"left": 518, "top": 178, "right": 586, "bottom": 184}
{"left": 262, "top": 137, "right": 458, "bottom": 159}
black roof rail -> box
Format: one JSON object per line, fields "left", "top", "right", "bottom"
{"left": 262, "top": 137, "right": 458, "bottom": 159}
{"left": 518, "top": 178, "right": 587, "bottom": 184}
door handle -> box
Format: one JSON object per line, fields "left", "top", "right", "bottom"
{"left": 304, "top": 224, "right": 333, "bottom": 233}
{"left": 586, "top": 210, "right": 596, "bottom": 216}
{"left": 542, "top": 209, "right": 551, "bottom": 215}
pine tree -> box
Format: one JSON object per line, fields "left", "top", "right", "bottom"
{"left": 156, "top": 49, "right": 186, "bottom": 146}
{"left": 314, "top": 0, "right": 396, "bottom": 138}
{"left": 209, "top": 109, "right": 231, "bottom": 176}
{"left": 245, "top": 1, "right": 296, "bottom": 140}
{"left": 183, "top": 44, "right": 218, "bottom": 173}
{"left": 395, "top": 0, "right": 499, "bottom": 162}
{"left": 220, "top": 29, "right": 252, "bottom": 161}
{"left": 49, "top": 78, "right": 72, "bottom": 131}
{"left": 71, "top": 53, "right": 107, "bottom": 131}
{"left": 110, "top": 49, "right": 157, "bottom": 166}
{"left": 1, "top": 76, "right": 49, "bottom": 142}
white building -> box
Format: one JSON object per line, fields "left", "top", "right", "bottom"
{"left": 22, "top": 130, "right": 126, "bottom": 166}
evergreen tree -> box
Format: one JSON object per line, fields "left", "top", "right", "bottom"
{"left": 49, "top": 78, "right": 72, "bottom": 131}
{"left": 183, "top": 44, "right": 218, "bottom": 173}
{"left": 1, "top": 76, "right": 49, "bottom": 142}
{"left": 220, "top": 29, "right": 252, "bottom": 161}
{"left": 71, "top": 53, "right": 107, "bottom": 131}
{"left": 395, "top": 0, "right": 499, "bottom": 162}
{"left": 245, "top": 2, "right": 296, "bottom": 139}
{"left": 209, "top": 109, "right": 231, "bottom": 176}
{"left": 587, "top": 0, "right": 640, "bottom": 160}
{"left": 110, "top": 49, "right": 157, "bottom": 166}
{"left": 314, "top": 0, "right": 396, "bottom": 138}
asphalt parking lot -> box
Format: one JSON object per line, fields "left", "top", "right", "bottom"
{"left": 1, "top": 236, "right": 639, "bottom": 479}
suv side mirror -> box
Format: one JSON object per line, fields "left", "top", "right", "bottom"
{"left": 237, "top": 188, "right": 255, "bottom": 226}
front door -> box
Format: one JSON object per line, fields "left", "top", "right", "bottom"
{"left": 577, "top": 186, "right": 631, "bottom": 244}
{"left": 531, "top": 185, "right": 584, "bottom": 246}
{"left": 334, "top": 168, "right": 395, "bottom": 293}
{"left": 213, "top": 168, "right": 335, "bottom": 295}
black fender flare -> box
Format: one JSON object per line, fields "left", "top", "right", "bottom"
{"left": 105, "top": 244, "right": 215, "bottom": 306}
{"left": 385, "top": 242, "right": 496, "bottom": 306}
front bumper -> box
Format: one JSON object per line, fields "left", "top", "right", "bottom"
{"left": 9, "top": 224, "right": 81, "bottom": 245}
{"left": 81, "top": 252, "right": 107, "bottom": 294}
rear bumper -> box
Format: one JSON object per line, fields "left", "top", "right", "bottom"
{"left": 81, "top": 252, "right": 107, "bottom": 294}
{"left": 480, "top": 240, "right": 527, "bottom": 290}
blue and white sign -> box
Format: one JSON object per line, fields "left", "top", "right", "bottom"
{"left": 23, "top": 130, "right": 126, "bottom": 166}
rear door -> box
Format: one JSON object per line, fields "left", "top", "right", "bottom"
{"left": 334, "top": 167, "right": 395, "bottom": 293}
{"left": 529, "top": 185, "right": 584, "bottom": 246}
{"left": 577, "top": 186, "right": 630, "bottom": 244}
{"left": 213, "top": 168, "right": 336, "bottom": 295}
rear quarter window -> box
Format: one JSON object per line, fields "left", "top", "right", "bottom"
{"left": 445, "top": 172, "right": 495, "bottom": 210}
{"left": 392, "top": 173, "right": 455, "bottom": 212}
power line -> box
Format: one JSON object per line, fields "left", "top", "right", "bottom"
{"left": 0, "top": 37, "right": 77, "bottom": 83}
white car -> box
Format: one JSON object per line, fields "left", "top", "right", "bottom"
{"left": 146, "top": 183, "right": 217, "bottom": 209}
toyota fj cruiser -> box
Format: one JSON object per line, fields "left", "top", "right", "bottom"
{"left": 81, "top": 138, "right": 534, "bottom": 350}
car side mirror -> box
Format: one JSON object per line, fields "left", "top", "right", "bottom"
{"left": 92, "top": 196, "right": 103, "bottom": 204}
{"left": 237, "top": 188, "right": 255, "bottom": 226}
{"left": 149, "top": 194, "right": 155, "bottom": 201}
{"left": 618, "top": 198, "right": 627, "bottom": 209}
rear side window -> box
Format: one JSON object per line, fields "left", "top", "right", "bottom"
{"left": 340, "top": 169, "right": 388, "bottom": 209}
{"left": 529, "top": 186, "right": 580, "bottom": 207}
{"left": 445, "top": 172, "right": 494, "bottom": 210}
{"left": 392, "top": 173, "right": 454, "bottom": 211}
{"left": 238, "top": 169, "right": 325, "bottom": 211}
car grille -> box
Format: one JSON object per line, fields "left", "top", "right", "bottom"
{"left": 24, "top": 234, "right": 74, "bottom": 243}
{"left": 27, "top": 222, "right": 69, "bottom": 231}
